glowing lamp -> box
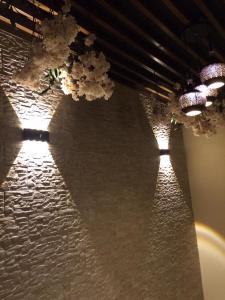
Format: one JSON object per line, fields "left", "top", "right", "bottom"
{"left": 200, "top": 63, "right": 225, "bottom": 89}
{"left": 179, "top": 91, "right": 206, "bottom": 116}
{"left": 22, "top": 128, "right": 49, "bottom": 142}
{"left": 195, "top": 85, "right": 217, "bottom": 107}
{"left": 195, "top": 84, "right": 208, "bottom": 94}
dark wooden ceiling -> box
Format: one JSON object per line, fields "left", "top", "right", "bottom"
{"left": 1, "top": 0, "right": 225, "bottom": 100}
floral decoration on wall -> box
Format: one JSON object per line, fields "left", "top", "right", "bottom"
{"left": 13, "top": 0, "right": 114, "bottom": 102}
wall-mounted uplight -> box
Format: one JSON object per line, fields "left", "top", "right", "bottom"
{"left": 22, "top": 128, "right": 49, "bottom": 142}
{"left": 159, "top": 149, "right": 170, "bottom": 156}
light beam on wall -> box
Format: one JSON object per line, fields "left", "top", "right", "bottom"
{"left": 195, "top": 223, "right": 225, "bottom": 257}
{"left": 21, "top": 117, "right": 50, "bottom": 131}
{"left": 154, "top": 124, "right": 170, "bottom": 150}
{"left": 195, "top": 223, "right": 225, "bottom": 300}
{"left": 21, "top": 140, "right": 49, "bottom": 155}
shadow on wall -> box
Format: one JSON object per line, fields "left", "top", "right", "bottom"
{"left": 49, "top": 84, "right": 160, "bottom": 298}
{"left": 0, "top": 88, "right": 22, "bottom": 186}
{"left": 170, "top": 125, "right": 193, "bottom": 212}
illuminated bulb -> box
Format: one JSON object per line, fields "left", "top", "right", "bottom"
{"left": 157, "top": 137, "right": 169, "bottom": 150}
{"left": 195, "top": 84, "right": 208, "bottom": 94}
{"left": 195, "top": 85, "right": 217, "bottom": 107}
{"left": 22, "top": 140, "right": 49, "bottom": 154}
{"left": 159, "top": 153, "right": 171, "bottom": 169}
{"left": 185, "top": 110, "right": 202, "bottom": 116}
{"left": 208, "top": 81, "right": 224, "bottom": 89}
{"left": 205, "top": 100, "right": 213, "bottom": 107}
{"left": 21, "top": 117, "right": 49, "bottom": 131}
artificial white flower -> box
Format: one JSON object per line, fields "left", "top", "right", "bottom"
{"left": 13, "top": 0, "right": 114, "bottom": 102}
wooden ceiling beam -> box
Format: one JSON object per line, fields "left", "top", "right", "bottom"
{"left": 71, "top": 2, "right": 184, "bottom": 80}
{"left": 162, "top": 0, "right": 225, "bottom": 62}
{"left": 0, "top": 2, "right": 40, "bottom": 36}
{"left": 129, "top": 0, "right": 206, "bottom": 66}
{"left": 161, "top": 0, "right": 190, "bottom": 26}
{"left": 108, "top": 58, "right": 170, "bottom": 96}
{"left": 28, "top": 0, "right": 61, "bottom": 13}
{"left": 111, "top": 70, "right": 170, "bottom": 101}
{"left": 10, "top": 0, "right": 50, "bottom": 21}
{"left": 93, "top": 0, "right": 201, "bottom": 74}
{"left": 87, "top": 30, "right": 174, "bottom": 90}
{"left": 27, "top": 0, "right": 89, "bottom": 35}
{"left": 102, "top": 52, "right": 172, "bottom": 94}
{"left": 193, "top": 0, "right": 225, "bottom": 40}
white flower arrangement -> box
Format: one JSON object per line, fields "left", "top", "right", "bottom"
{"left": 13, "top": 0, "right": 114, "bottom": 102}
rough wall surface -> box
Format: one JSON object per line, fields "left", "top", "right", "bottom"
{"left": 0, "top": 29, "right": 203, "bottom": 300}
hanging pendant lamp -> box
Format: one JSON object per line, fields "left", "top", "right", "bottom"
{"left": 179, "top": 90, "right": 206, "bottom": 116}
{"left": 195, "top": 84, "right": 217, "bottom": 107}
{"left": 200, "top": 63, "right": 225, "bottom": 89}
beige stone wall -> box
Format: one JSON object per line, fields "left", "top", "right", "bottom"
{"left": 0, "top": 29, "right": 203, "bottom": 300}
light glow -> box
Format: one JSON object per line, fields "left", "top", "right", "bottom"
{"left": 153, "top": 124, "right": 170, "bottom": 168}
{"left": 157, "top": 136, "right": 169, "bottom": 150}
{"left": 21, "top": 117, "right": 50, "bottom": 131}
{"left": 195, "top": 223, "right": 225, "bottom": 300}
{"left": 195, "top": 85, "right": 217, "bottom": 107}
{"left": 195, "top": 223, "right": 225, "bottom": 255}
{"left": 185, "top": 110, "right": 202, "bottom": 117}
{"left": 22, "top": 140, "right": 50, "bottom": 155}
{"left": 160, "top": 153, "right": 171, "bottom": 169}
{"left": 208, "top": 81, "right": 224, "bottom": 90}
{"left": 205, "top": 101, "right": 213, "bottom": 107}
{"left": 153, "top": 124, "right": 170, "bottom": 150}
{"left": 195, "top": 84, "right": 208, "bottom": 95}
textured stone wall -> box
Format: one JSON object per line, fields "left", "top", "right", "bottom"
{"left": 0, "top": 29, "right": 203, "bottom": 300}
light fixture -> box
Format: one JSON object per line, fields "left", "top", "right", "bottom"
{"left": 159, "top": 149, "right": 170, "bottom": 155}
{"left": 195, "top": 84, "right": 217, "bottom": 107}
{"left": 179, "top": 90, "right": 206, "bottom": 116}
{"left": 22, "top": 128, "right": 49, "bottom": 142}
{"left": 195, "top": 84, "right": 208, "bottom": 94}
{"left": 200, "top": 63, "right": 225, "bottom": 89}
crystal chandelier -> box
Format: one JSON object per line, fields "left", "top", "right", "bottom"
{"left": 200, "top": 63, "right": 225, "bottom": 89}
{"left": 179, "top": 90, "right": 206, "bottom": 116}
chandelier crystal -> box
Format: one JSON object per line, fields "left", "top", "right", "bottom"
{"left": 200, "top": 63, "right": 225, "bottom": 89}
{"left": 179, "top": 91, "right": 206, "bottom": 116}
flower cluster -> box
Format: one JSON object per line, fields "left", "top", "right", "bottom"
{"left": 14, "top": 13, "right": 78, "bottom": 89}
{"left": 63, "top": 51, "right": 114, "bottom": 101}
{"left": 13, "top": 0, "right": 114, "bottom": 102}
